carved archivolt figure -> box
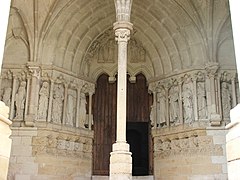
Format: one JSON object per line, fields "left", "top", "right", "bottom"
{"left": 182, "top": 85, "right": 194, "bottom": 123}
{"left": 79, "top": 92, "right": 87, "bottom": 127}
{"left": 52, "top": 84, "right": 64, "bottom": 124}
{"left": 221, "top": 82, "right": 231, "bottom": 119}
{"left": 197, "top": 82, "right": 207, "bottom": 119}
{"left": 169, "top": 86, "right": 179, "bottom": 124}
{"left": 15, "top": 81, "right": 26, "bottom": 119}
{"left": 66, "top": 90, "right": 77, "bottom": 126}
{"left": 156, "top": 87, "right": 167, "bottom": 127}
{"left": 2, "top": 87, "right": 12, "bottom": 107}
{"left": 38, "top": 82, "right": 49, "bottom": 120}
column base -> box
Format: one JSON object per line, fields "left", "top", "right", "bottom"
{"left": 109, "top": 142, "right": 132, "bottom": 180}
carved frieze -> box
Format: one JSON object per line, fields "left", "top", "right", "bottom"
{"left": 32, "top": 130, "right": 93, "bottom": 158}
{"left": 154, "top": 132, "right": 223, "bottom": 158}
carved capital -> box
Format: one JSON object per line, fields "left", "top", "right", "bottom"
{"left": 205, "top": 63, "right": 219, "bottom": 78}
{"left": 229, "top": 72, "right": 236, "bottom": 82}
{"left": 114, "top": 28, "right": 131, "bottom": 42}
{"left": 148, "top": 82, "right": 157, "bottom": 93}
{"left": 28, "top": 66, "right": 41, "bottom": 79}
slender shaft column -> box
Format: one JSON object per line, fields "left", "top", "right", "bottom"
{"left": 193, "top": 78, "right": 198, "bottom": 121}
{"left": 231, "top": 76, "right": 237, "bottom": 107}
{"left": 63, "top": 84, "right": 68, "bottom": 125}
{"left": 88, "top": 92, "right": 93, "bottom": 130}
{"left": 47, "top": 80, "right": 54, "bottom": 122}
{"left": 116, "top": 28, "right": 129, "bottom": 142}
{"left": 76, "top": 88, "right": 80, "bottom": 128}
{"left": 165, "top": 88, "right": 170, "bottom": 127}
{"left": 178, "top": 80, "right": 183, "bottom": 124}
{"left": 110, "top": 22, "right": 133, "bottom": 180}
{"left": 25, "top": 65, "right": 41, "bottom": 127}
{"left": 10, "top": 76, "right": 17, "bottom": 120}
{"left": 24, "top": 77, "right": 30, "bottom": 118}
{"left": 205, "top": 64, "right": 221, "bottom": 126}
{"left": 152, "top": 91, "right": 157, "bottom": 128}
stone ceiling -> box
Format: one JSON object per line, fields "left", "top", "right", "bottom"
{"left": 5, "top": 0, "right": 235, "bottom": 81}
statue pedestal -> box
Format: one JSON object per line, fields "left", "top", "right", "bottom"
{"left": 109, "top": 142, "right": 132, "bottom": 180}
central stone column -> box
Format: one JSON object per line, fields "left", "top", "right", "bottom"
{"left": 110, "top": 1, "right": 133, "bottom": 179}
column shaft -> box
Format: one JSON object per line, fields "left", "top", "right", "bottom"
{"left": 88, "top": 93, "right": 93, "bottom": 130}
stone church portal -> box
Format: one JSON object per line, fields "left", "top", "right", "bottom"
{"left": 0, "top": 0, "right": 239, "bottom": 179}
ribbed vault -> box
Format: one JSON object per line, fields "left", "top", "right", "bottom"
{"left": 39, "top": 0, "right": 231, "bottom": 81}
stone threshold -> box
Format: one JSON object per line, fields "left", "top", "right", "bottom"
{"left": 92, "top": 176, "right": 154, "bottom": 180}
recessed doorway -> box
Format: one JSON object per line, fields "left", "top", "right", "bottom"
{"left": 93, "top": 73, "right": 152, "bottom": 176}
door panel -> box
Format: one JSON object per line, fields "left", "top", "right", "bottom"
{"left": 93, "top": 73, "right": 152, "bottom": 175}
{"left": 93, "top": 74, "right": 117, "bottom": 175}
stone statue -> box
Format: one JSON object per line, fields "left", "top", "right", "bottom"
{"left": 156, "top": 87, "right": 167, "bottom": 127}
{"left": 52, "top": 84, "right": 64, "bottom": 124}
{"left": 169, "top": 85, "right": 179, "bottom": 124}
{"left": 79, "top": 92, "right": 87, "bottom": 127}
{"left": 15, "top": 81, "right": 26, "bottom": 119}
{"left": 2, "top": 87, "right": 12, "bottom": 107}
{"left": 182, "top": 85, "right": 194, "bottom": 123}
{"left": 38, "top": 82, "right": 49, "bottom": 120}
{"left": 197, "top": 82, "right": 207, "bottom": 119}
{"left": 66, "top": 89, "right": 77, "bottom": 126}
{"left": 221, "top": 82, "right": 231, "bottom": 119}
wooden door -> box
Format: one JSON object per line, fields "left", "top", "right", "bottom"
{"left": 93, "top": 74, "right": 117, "bottom": 175}
{"left": 93, "top": 73, "right": 152, "bottom": 175}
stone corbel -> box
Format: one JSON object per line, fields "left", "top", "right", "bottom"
{"left": 108, "top": 76, "right": 116, "bottom": 83}
{"left": 129, "top": 76, "right": 136, "bottom": 83}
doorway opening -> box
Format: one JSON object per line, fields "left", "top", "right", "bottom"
{"left": 93, "top": 73, "right": 153, "bottom": 176}
{"left": 127, "top": 122, "right": 149, "bottom": 176}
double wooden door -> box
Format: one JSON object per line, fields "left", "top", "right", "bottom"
{"left": 93, "top": 74, "right": 152, "bottom": 176}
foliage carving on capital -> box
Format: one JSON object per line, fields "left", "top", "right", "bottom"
{"left": 115, "top": 28, "right": 131, "bottom": 42}
{"left": 148, "top": 82, "right": 157, "bottom": 93}
{"left": 195, "top": 71, "right": 205, "bottom": 82}
{"left": 1, "top": 70, "right": 13, "bottom": 80}
{"left": 205, "top": 63, "right": 219, "bottom": 78}
{"left": 55, "top": 74, "right": 65, "bottom": 84}
{"left": 28, "top": 66, "right": 41, "bottom": 79}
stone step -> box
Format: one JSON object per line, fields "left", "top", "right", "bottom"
{"left": 92, "top": 176, "right": 154, "bottom": 180}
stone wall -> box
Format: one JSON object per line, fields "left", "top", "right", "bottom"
{"left": 226, "top": 104, "right": 240, "bottom": 179}
{"left": 8, "top": 125, "right": 93, "bottom": 180}
{"left": 0, "top": 101, "right": 11, "bottom": 180}
{"left": 152, "top": 126, "right": 227, "bottom": 180}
